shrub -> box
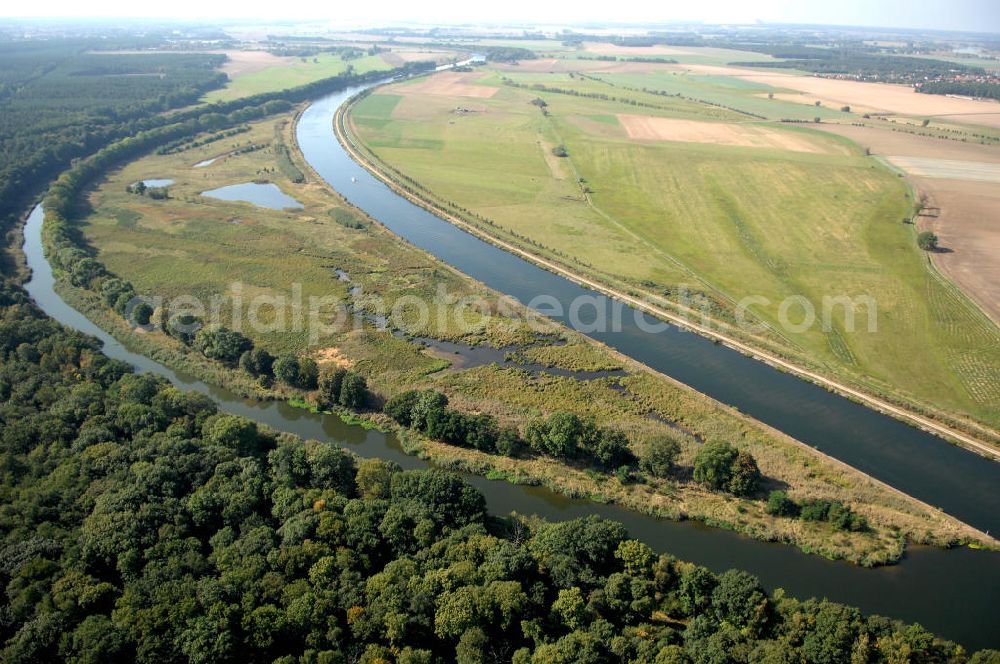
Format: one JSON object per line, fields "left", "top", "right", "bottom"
{"left": 800, "top": 499, "right": 832, "bottom": 522}
{"left": 132, "top": 302, "right": 153, "bottom": 326}
{"left": 194, "top": 326, "right": 253, "bottom": 364}
{"left": 338, "top": 372, "right": 368, "bottom": 410}
{"left": 273, "top": 354, "right": 301, "bottom": 385}
{"left": 318, "top": 368, "right": 347, "bottom": 409}
{"left": 917, "top": 231, "right": 939, "bottom": 251}
{"left": 165, "top": 313, "right": 202, "bottom": 345}
{"left": 384, "top": 390, "right": 421, "bottom": 426}
{"left": 639, "top": 435, "right": 681, "bottom": 478}
{"left": 728, "top": 451, "right": 761, "bottom": 497}
{"left": 240, "top": 348, "right": 275, "bottom": 377}
{"left": 297, "top": 358, "right": 319, "bottom": 389}
{"left": 693, "top": 441, "right": 738, "bottom": 490}
{"left": 765, "top": 491, "right": 799, "bottom": 517}
{"left": 495, "top": 426, "right": 525, "bottom": 457}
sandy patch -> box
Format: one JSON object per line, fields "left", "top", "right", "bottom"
{"left": 818, "top": 123, "right": 1000, "bottom": 323}
{"left": 669, "top": 63, "right": 1000, "bottom": 128}
{"left": 400, "top": 71, "right": 498, "bottom": 98}
{"left": 617, "top": 114, "right": 835, "bottom": 153}
{"left": 315, "top": 347, "right": 352, "bottom": 368}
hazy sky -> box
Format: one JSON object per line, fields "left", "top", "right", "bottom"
{"left": 4, "top": 0, "right": 999, "bottom": 34}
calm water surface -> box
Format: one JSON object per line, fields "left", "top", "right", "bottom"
{"left": 202, "top": 181, "right": 303, "bottom": 209}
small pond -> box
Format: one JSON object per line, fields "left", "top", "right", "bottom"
{"left": 142, "top": 178, "right": 174, "bottom": 187}
{"left": 193, "top": 158, "right": 216, "bottom": 168}
{"left": 201, "top": 182, "right": 303, "bottom": 210}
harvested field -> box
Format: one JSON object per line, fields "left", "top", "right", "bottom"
{"left": 820, "top": 124, "right": 1000, "bottom": 162}
{"left": 400, "top": 72, "right": 498, "bottom": 98}
{"left": 757, "top": 92, "right": 882, "bottom": 115}
{"left": 887, "top": 157, "right": 1000, "bottom": 183}
{"left": 920, "top": 182, "right": 1000, "bottom": 327}
{"left": 673, "top": 64, "right": 1000, "bottom": 128}
{"left": 584, "top": 42, "right": 688, "bottom": 57}
{"left": 617, "top": 114, "right": 840, "bottom": 153}
{"left": 820, "top": 123, "right": 1000, "bottom": 324}
{"left": 216, "top": 50, "right": 292, "bottom": 77}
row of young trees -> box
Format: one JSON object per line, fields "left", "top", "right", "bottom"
{"left": 766, "top": 491, "right": 869, "bottom": 532}
{"left": 0, "top": 280, "right": 991, "bottom": 662}
{"left": 384, "top": 390, "right": 763, "bottom": 497}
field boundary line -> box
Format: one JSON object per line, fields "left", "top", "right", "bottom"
{"left": 331, "top": 92, "right": 1000, "bottom": 464}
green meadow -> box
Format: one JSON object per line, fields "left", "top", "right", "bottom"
{"left": 350, "top": 65, "right": 1000, "bottom": 430}
{"left": 203, "top": 53, "right": 392, "bottom": 103}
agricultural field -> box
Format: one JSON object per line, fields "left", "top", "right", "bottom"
{"left": 665, "top": 63, "right": 1000, "bottom": 128}
{"left": 71, "top": 108, "right": 987, "bottom": 564}
{"left": 819, "top": 123, "right": 1000, "bottom": 327}
{"left": 201, "top": 45, "right": 456, "bottom": 103}
{"left": 349, "top": 61, "right": 1000, "bottom": 431}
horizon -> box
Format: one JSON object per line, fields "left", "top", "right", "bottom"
{"left": 1, "top": 0, "right": 999, "bottom": 36}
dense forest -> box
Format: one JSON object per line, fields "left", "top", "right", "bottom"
{"left": 726, "top": 45, "right": 981, "bottom": 84}
{"left": 2, "top": 282, "right": 998, "bottom": 663}
{"left": 0, "top": 38, "right": 228, "bottom": 267}
{"left": 916, "top": 81, "right": 1000, "bottom": 100}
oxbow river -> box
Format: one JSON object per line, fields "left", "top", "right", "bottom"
{"left": 20, "top": 75, "right": 1000, "bottom": 647}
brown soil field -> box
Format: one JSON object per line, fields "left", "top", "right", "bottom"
{"left": 583, "top": 42, "right": 688, "bottom": 57}
{"left": 617, "top": 114, "right": 842, "bottom": 153}
{"left": 672, "top": 64, "right": 1000, "bottom": 128}
{"left": 886, "top": 157, "right": 1000, "bottom": 183}
{"left": 399, "top": 71, "right": 498, "bottom": 98}
{"left": 214, "top": 50, "right": 293, "bottom": 77}
{"left": 820, "top": 123, "right": 1000, "bottom": 323}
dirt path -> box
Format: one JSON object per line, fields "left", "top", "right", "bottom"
{"left": 335, "top": 97, "right": 1000, "bottom": 461}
